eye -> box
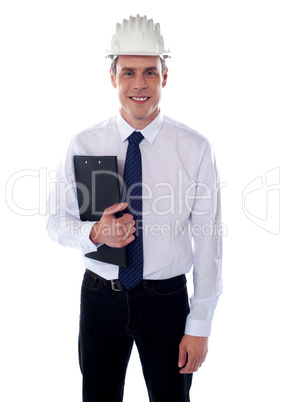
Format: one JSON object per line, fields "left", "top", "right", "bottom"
{"left": 145, "top": 71, "right": 156, "bottom": 76}
{"left": 123, "top": 71, "right": 134, "bottom": 77}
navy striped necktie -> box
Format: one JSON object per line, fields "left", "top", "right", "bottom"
{"left": 119, "top": 131, "right": 144, "bottom": 290}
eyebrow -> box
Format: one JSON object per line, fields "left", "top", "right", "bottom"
{"left": 120, "top": 66, "right": 159, "bottom": 73}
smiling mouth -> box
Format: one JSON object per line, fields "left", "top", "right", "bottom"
{"left": 130, "top": 97, "right": 150, "bottom": 101}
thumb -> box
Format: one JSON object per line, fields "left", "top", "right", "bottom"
{"left": 178, "top": 345, "right": 187, "bottom": 368}
{"left": 104, "top": 202, "right": 128, "bottom": 216}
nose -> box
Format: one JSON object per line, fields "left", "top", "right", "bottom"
{"left": 133, "top": 74, "right": 147, "bottom": 90}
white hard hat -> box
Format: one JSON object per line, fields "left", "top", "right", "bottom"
{"left": 106, "top": 15, "right": 171, "bottom": 59}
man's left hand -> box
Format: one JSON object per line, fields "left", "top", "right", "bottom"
{"left": 178, "top": 335, "right": 208, "bottom": 374}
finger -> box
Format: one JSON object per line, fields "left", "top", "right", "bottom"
{"left": 112, "top": 219, "right": 136, "bottom": 239}
{"left": 113, "top": 219, "right": 135, "bottom": 235}
{"left": 179, "top": 355, "right": 198, "bottom": 374}
{"left": 114, "top": 233, "right": 135, "bottom": 248}
{"left": 117, "top": 214, "right": 134, "bottom": 225}
{"left": 115, "top": 221, "right": 136, "bottom": 238}
{"left": 104, "top": 202, "right": 128, "bottom": 216}
{"left": 121, "top": 224, "right": 136, "bottom": 240}
{"left": 123, "top": 234, "right": 135, "bottom": 246}
{"left": 178, "top": 349, "right": 187, "bottom": 370}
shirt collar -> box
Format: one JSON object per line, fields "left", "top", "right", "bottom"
{"left": 116, "top": 111, "right": 163, "bottom": 144}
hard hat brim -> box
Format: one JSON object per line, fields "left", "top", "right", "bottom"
{"left": 106, "top": 51, "right": 171, "bottom": 60}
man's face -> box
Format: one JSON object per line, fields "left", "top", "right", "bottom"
{"left": 110, "top": 55, "right": 168, "bottom": 129}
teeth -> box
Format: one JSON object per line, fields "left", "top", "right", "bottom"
{"left": 132, "top": 97, "right": 148, "bottom": 101}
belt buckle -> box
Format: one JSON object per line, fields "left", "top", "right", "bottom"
{"left": 111, "top": 279, "right": 123, "bottom": 292}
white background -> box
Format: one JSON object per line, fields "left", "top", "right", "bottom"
{"left": 1, "top": 0, "right": 284, "bottom": 401}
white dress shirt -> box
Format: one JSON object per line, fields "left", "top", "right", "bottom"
{"left": 46, "top": 111, "right": 223, "bottom": 337}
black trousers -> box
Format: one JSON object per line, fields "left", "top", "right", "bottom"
{"left": 79, "top": 269, "right": 192, "bottom": 402}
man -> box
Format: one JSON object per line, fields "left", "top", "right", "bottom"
{"left": 46, "top": 15, "right": 223, "bottom": 402}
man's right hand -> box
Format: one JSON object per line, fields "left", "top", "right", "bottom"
{"left": 89, "top": 202, "right": 136, "bottom": 248}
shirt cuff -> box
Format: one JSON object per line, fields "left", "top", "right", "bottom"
{"left": 184, "top": 314, "right": 212, "bottom": 337}
{"left": 77, "top": 221, "right": 99, "bottom": 254}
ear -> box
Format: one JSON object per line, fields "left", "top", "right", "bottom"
{"left": 110, "top": 68, "right": 117, "bottom": 88}
{"left": 162, "top": 67, "right": 168, "bottom": 88}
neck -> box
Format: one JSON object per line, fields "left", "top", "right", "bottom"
{"left": 120, "top": 108, "right": 160, "bottom": 130}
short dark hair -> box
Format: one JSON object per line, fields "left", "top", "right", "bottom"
{"left": 110, "top": 56, "right": 167, "bottom": 76}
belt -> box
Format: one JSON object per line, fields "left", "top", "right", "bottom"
{"left": 85, "top": 269, "right": 185, "bottom": 293}
{"left": 110, "top": 279, "right": 125, "bottom": 292}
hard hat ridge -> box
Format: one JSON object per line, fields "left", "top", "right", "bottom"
{"left": 106, "top": 14, "right": 171, "bottom": 59}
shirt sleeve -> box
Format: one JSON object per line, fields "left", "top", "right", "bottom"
{"left": 45, "top": 138, "right": 98, "bottom": 254}
{"left": 185, "top": 140, "right": 223, "bottom": 337}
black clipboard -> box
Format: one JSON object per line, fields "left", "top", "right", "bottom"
{"left": 74, "top": 155, "right": 128, "bottom": 267}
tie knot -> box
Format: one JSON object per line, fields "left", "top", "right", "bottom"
{"left": 128, "top": 131, "right": 144, "bottom": 145}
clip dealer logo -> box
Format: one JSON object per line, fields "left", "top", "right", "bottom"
{"left": 4, "top": 166, "right": 281, "bottom": 236}
{"left": 242, "top": 167, "right": 280, "bottom": 235}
